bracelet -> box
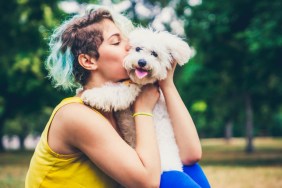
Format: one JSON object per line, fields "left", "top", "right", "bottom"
{"left": 132, "top": 112, "right": 153, "bottom": 117}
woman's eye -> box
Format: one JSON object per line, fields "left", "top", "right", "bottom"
{"left": 136, "top": 47, "right": 142, "bottom": 52}
{"left": 113, "top": 42, "right": 120, "bottom": 45}
{"left": 151, "top": 51, "right": 158, "bottom": 57}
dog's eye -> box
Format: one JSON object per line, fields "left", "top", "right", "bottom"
{"left": 136, "top": 47, "right": 142, "bottom": 52}
{"left": 151, "top": 51, "right": 158, "bottom": 57}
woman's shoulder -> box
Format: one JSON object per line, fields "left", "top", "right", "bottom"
{"left": 51, "top": 101, "right": 112, "bottom": 149}
{"left": 56, "top": 101, "right": 105, "bottom": 125}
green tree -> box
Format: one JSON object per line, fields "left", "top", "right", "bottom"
{"left": 177, "top": 0, "right": 282, "bottom": 152}
{"left": 3, "top": 107, "right": 52, "bottom": 150}
{"left": 0, "top": 0, "right": 69, "bottom": 151}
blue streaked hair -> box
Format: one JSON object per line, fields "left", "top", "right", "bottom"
{"left": 45, "top": 5, "right": 134, "bottom": 90}
{"left": 45, "top": 13, "right": 82, "bottom": 90}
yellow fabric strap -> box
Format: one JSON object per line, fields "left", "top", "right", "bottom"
{"left": 132, "top": 112, "right": 153, "bottom": 117}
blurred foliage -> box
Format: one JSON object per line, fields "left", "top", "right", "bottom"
{"left": 175, "top": 0, "right": 282, "bottom": 140}
{"left": 3, "top": 107, "right": 52, "bottom": 136}
{"left": 0, "top": 0, "right": 72, "bottom": 150}
{"left": 0, "top": 0, "right": 281, "bottom": 151}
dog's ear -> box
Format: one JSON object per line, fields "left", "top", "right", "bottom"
{"left": 158, "top": 31, "right": 191, "bottom": 66}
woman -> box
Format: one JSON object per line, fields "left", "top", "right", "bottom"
{"left": 25, "top": 7, "right": 209, "bottom": 188}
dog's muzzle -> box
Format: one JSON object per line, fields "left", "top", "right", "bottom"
{"left": 138, "top": 59, "right": 147, "bottom": 67}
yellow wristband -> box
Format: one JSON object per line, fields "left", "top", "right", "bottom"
{"left": 132, "top": 112, "right": 153, "bottom": 117}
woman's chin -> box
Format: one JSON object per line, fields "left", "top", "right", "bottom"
{"left": 117, "top": 77, "right": 130, "bottom": 83}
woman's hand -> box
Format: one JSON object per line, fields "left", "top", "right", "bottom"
{"left": 158, "top": 60, "right": 177, "bottom": 89}
{"left": 134, "top": 84, "right": 160, "bottom": 113}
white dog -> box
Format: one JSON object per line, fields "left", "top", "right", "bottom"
{"left": 81, "top": 28, "right": 191, "bottom": 172}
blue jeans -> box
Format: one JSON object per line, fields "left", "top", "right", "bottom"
{"left": 160, "top": 163, "right": 210, "bottom": 188}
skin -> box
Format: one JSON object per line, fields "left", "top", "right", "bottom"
{"left": 48, "top": 19, "right": 161, "bottom": 188}
{"left": 47, "top": 18, "right": 202, "bottom": 187}
{"left": 159, "top": 62, "right": 202, "bottom": 164}
{"left": 82, "top": 21, "right": 130, "bottom": 88}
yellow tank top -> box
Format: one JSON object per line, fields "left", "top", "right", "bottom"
{"left": 25, "top": 97, "right": 118, "bottom": 188}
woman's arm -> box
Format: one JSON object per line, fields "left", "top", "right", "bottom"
{"left": 57, "top": 85, "right": 161, "bottom": 188}
{"left": 159, "top": 62, "right": 202, "bottom": 165}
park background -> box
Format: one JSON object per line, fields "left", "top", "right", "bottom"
{"left": 0, "top": 0, "right": 281, "bottom": 187}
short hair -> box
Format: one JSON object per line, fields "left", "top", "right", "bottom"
{"left": 46, "top": 6, "right": 134, "bottom": 90}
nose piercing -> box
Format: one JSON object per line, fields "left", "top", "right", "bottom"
{"left": 138, "top": 59, "right": 147, "bottom": 67}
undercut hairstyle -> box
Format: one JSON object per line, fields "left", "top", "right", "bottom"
{"left": 46, "top": 8, "right": 113, "bottom": 90}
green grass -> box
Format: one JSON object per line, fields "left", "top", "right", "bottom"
{"left": 200, "top": 138, "right": 282, "bottom": 188}
{"left": 0, "top": 138, "right": 281, "bottom": 188}
{"left": 0, "top": 151, "right": 33, "bottom": 188}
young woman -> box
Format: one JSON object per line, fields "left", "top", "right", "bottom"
{"left": 25, "top": 7, "right": 210, "bottom": 188}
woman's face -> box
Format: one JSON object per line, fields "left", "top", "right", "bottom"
{"left": 96, "top": 19, "right": 130, "bottom": 82}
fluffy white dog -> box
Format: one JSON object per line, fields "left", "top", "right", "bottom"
{"left": 81, "top": 28, "right": 191, "bottom": 172}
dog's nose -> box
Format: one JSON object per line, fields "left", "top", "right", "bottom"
{"left": 138, "top": 59, "right": 147, "bottom": 67}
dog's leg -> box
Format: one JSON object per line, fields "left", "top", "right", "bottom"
{"left": 115, "top": 108, "right": 136, "bottom": 148}
{"left": 153, "top": 93, "right": 183, "bottom": 172}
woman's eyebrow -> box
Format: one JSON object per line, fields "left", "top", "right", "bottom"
{"left": 107, "top": 33, "right": 121, "bottom": 40}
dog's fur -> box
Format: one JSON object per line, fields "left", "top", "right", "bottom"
{"left": 81, "top": 28, "right": 191, "bottom": 172}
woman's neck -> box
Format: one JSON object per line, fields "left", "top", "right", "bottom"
{"left": 76, "top": 76, "right": 109, "bottom": 97}
{"left": 84, "top": 73, "right": 112, "bottom": 89}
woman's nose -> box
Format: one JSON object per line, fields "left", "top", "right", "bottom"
{"left": 125, "top": 40, "right": 130, "bottom": 51}
{"left": 125, "top": 44, "right": 130, "bottom": 51}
